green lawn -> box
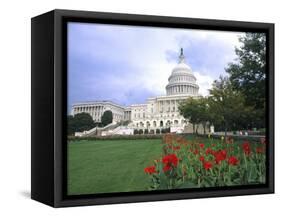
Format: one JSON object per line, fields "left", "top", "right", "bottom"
{"left": 68, "top": 139, "right": 162, "bottom": 195}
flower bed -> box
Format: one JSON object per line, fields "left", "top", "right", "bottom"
{"left": 144, "top": 134, "right": 266, "bottom": 190}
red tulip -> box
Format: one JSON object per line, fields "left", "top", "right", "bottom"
{"left": 242, "top": 141, "right": 251, "bottom": 156}
{"left": 163, "top": 164, "right": 172, "bottom": 172}
{"left": 203, "top": 161, "right": 213, "bottom": 170}
{"left": 199, "top": 143, "right": 205, "bottom": 149}
{"left": 256, "top": 147, "right": 264, "bottom": 154}
{"left": 162, "top": 154, "right": 179, "bottom": 167}
{"left": 144, "top": 166, "right": 157, "bottom": 174}
{"left": 228, "top": 156, "right": 239, "bottom": 166}
{"left": 205, "top": 147, "right": 213, "bottom": 155}
{"left": 214, "top": 149, "right": 227, "bottom": 164}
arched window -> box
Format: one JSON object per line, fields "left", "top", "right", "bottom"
{"left": 146, "top": 121, "right": 150, "bottom": 128}
{"left": 166, "top": 120, "right": 171, "bottom": 127}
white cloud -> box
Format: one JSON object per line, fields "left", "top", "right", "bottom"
{"left": 69, "top": 22, "right": 244, "bottom": 106}
{"left": 193, "top": 71, "right": 214, "bottom": 96}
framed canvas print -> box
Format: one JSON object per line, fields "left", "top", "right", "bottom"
{"left": 31, "top": 9, "right": 274, "bottom": 207}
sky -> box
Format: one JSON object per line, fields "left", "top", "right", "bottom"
{"left": 67, "top": 22, "right": 244, "bottom": 113}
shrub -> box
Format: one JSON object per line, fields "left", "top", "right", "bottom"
{"left": 167, "top": 127, "right": 171, "bottom": 133}
{"left": 68, "top": 134, "right": 163, "bottom": 141}
{"left": 161, "top": 128, "right": 170, "bottom": 134}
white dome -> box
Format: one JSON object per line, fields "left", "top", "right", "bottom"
{"left": 166, "top": 48, "right": 199, "bottom": 96}
{"left": 172, "top": 62, "right": 192, "bottom": 74}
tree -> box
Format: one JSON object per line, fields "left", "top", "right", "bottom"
{"left": 67, "top": 112, "right": 95, "bottom": 135}
{"left": 179, "top": 97, "right": 210, "bottom": 134}
{"left": 101, "top": 110, "right": 113, "bottom": 126}
{"left": 208, "top": 76, "right": 254, "bottom": 137}
{"left": 67, "top": 115, "right": 75, "bottom": 135}
{"left": 225, "top": 33, "right": 266, "bottom": 128}
{"left": 196, "top": 97, "right": 211, "bottom": 135}
{"left": 179, "top": 98, "right": 198, "bottom": 133}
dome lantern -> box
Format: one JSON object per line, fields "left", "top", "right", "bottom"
{"left": 179, "top": 48, "right": 185, "bottom": 63}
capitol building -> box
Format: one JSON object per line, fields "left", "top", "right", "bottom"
{"left": 72, "top": 49, "right": 201, "bottom": 134}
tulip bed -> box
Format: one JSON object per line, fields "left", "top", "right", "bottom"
{"left": 144, "top": 134, "right": 266, "bottom": 190}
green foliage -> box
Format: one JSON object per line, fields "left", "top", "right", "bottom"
{"left": 179, "top": 97, "right": 210, "bottom": 134}
{"left": 67, "top": 115, "right": 75, "bottom": 135}
{"left": 161, "top": 128, "right": 170, "bottom": 134}
{"left": 101, "top": 110, "right": 113, "bottom": 126}
{"left": 67, "top": 113, "right": 95, "bottom": 135}
{"left": 208, "top": 76, "right": 254, "bottom": 134}
{"left": 68, "top": 134, "right": 164, "bottom": 141}
{"left": 225, "top": 33, "right": 266, "bottom": 128}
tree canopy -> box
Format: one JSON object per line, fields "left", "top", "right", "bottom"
{"left": 67, "top": 113, "right": 95, "bottom": 135}
{"left": 208, "top": 76, "right": 254, "bottom": 135}
{"left": 179, "top": 97, "right": 210, "bottom": 134}
{"left": 225, "top": 33, "right": 266, "bottom": 128}
{"left": 101, "top": 110, "right": 113, "bottom": 126}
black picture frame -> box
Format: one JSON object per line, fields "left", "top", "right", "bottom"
{"left": 31, "top": 9, "right": 274, "bottom": 207}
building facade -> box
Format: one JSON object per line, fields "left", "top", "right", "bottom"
{"left": 72, "top": 49, "right": 201, "bottom": 132}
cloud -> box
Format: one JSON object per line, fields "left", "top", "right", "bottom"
{"left": 67, "top": 22, "right": 244, "bottom": 112}
{"left": 193, "top": 72, "right": 214, "bottom": 96}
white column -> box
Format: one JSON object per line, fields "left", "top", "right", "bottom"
{"left": 169, "top": 100, "right": 171, "bottom": 112}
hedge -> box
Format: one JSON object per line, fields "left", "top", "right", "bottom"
{"left": 68, "top": 134, "right": 163, "bottom": 141}
{"left": 68, "top": 132, "right": 264, "bottom": 143}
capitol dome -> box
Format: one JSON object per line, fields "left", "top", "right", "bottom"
{"left": 166, "top": 48, "right": 199, "bottom": 96}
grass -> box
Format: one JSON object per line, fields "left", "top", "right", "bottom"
{"left": 68, "top": 139, "right": 162, "bottom": 195}
{"left": 68, "top": 135, "right": 263, "bottom": 195}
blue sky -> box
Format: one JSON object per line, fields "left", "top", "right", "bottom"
{"left": 67, "top": 22, "right": 244, "bottom": 113}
